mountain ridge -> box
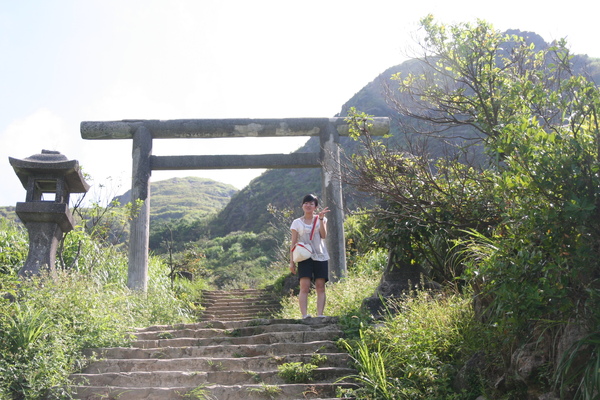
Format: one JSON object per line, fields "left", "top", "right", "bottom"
{"left": 208, "top": 29, "right": 600, "bottom": 236}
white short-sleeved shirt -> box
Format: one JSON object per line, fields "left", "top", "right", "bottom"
{"left": 290, "top": 217, "right": 329, "bottom": 261}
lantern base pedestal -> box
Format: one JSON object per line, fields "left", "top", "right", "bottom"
{"left": 16, "top": 202, "right": 74, "bottom": 277}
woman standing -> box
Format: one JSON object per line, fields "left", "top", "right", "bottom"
{"left": 289, "top": 194, "right": 330, "bottom": 319}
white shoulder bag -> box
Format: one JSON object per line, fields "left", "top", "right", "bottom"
{"left": 292, "top": 216, "right": 318, "bottom": 263}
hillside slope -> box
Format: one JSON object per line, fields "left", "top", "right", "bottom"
{"left": 116, "top": 176, "right": 237, "bottom": 223}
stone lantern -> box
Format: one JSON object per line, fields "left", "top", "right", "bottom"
{"left": 9, "top": 149, "right": 89, "bottom": 277}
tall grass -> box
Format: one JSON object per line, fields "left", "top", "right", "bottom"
{"left": 555, "top": 331, "right": 600, "bottom": 400}
{"left": 340, "top": 332, "right": 398, "bottom": 399}
{"left": 0, "top": 218, "right": 204, "bottom": 399}
{"left": 0, "top": 270, "right": 202, "bottom": 399}
{"left": 0, "top": 219, "right": 28, "bottom": 275}
{"left": 341, "top": 289, "right": 490, "bottom": 400}
{"left": 0, "top": 300, "right": 77, "bottom": 399}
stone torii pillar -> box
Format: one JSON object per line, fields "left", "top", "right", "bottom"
{"left": 320, "top": 121, "right": 346, "bottom": 281}
{"left": 81, "top": 118, "right": 389, "bottom": 291}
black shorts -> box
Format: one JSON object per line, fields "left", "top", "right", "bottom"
{"left": 298, "top": 259, "right": 329, "bottom": 282}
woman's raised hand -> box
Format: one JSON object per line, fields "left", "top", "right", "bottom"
{"left": 318, "top": 207, "right": 330, "bottom": 220}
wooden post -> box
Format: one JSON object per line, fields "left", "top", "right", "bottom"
{"left": 320, "top": 119, "right": 347, "bottom": 282}
{"left": 128, "top": 126, "right": 152, "bottom": 291}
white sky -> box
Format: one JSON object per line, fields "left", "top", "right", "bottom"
{"left": 2, "top": 0, "right": 599, "bottom": 206}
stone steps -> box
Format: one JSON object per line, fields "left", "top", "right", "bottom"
{"left": 130, "top": 329, "right": 344, "bottom": 348}
{"left": 69, "top": 289, "right": 357, "bottom": 399}
{"left": 84, "top": 340, "right": 342, "bottom": 359}
{"left": 198, "top": 289, "right": 282, "bottom": 322}
{"left": 71, "top": 367, "right": 355, "bottom": 387}
{"left": 72, "top": 383, "right": 357, "bottom": 400}
{"left": 80, "top": 353, "right": 352, "bottom": 373}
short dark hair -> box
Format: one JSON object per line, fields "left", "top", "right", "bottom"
{"left": 302, "top": 194, "right": 319, "bottom": 207}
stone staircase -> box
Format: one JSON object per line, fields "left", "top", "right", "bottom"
{"left": 199, "top": 289, "right": 282, "bottom": 322}
{"left": 69, "top": 289, "right": 357, "bottom": 399}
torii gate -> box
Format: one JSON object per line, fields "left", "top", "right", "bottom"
{"left": 80, "top": 118, "right": 389, "bottom": 291}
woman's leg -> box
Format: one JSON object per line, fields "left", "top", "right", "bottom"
{"left": 315, "top": 278, "right": 326, "bottom": 316}
{"left": 299, "top": 277, "right": 311, "bottom": 317}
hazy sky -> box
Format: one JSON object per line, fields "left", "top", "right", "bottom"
{"left": 2, "top": 0, "right": 599, "bottom": 206}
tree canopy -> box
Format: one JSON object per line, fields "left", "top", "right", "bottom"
{"left": 345, "top": 16, "right": 600, "bottom": 398}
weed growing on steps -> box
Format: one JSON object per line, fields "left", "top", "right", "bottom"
{"left": 180, "top": 383, "right": 216, "bottom": 400}
{"left": 277, "top": 361, "right": 318, "bottom": 383}
{"left": 225, "top": 328, "right": 242, "bottom": 337}
{"left": 157, "top": 331, "right": 174, "bottom": 339}
{"left": 243, "top": 370, "right": 263, "bottom": 383}
{"left": 246, "top": 383, "right": 282, "bottom": 399}
{"left": 310, "top": 352, "right": 328, "bottom": 366}
{"left": 207, "top": 360, "right": 224, "bottom": 371}
{"left": 273, "top": 351, "right": 330, "bottom": 385}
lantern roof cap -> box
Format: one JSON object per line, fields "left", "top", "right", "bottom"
{"left": 9, "top": 150, "right": 90, "bottom": 193}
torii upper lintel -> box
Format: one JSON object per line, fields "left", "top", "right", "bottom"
{"left": 80, "top": 117, "right": 390, "bottom": 140}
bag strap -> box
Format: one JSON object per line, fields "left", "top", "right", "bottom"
{"left": 309, "top": 216, "right": 318, "bottom": 240}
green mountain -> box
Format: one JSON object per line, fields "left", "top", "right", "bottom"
{"left": 209, "top": 30, "right": 600, "bottom": 236}
{"left": 0, "top": 206, "right": 17, "bottom": 222}
{"left": 116, "top": 176, "right": 238, "bottom": 223}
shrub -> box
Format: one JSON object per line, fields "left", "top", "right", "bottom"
{"left": 341, "top": 289, "right": 491, "bottom": 399}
